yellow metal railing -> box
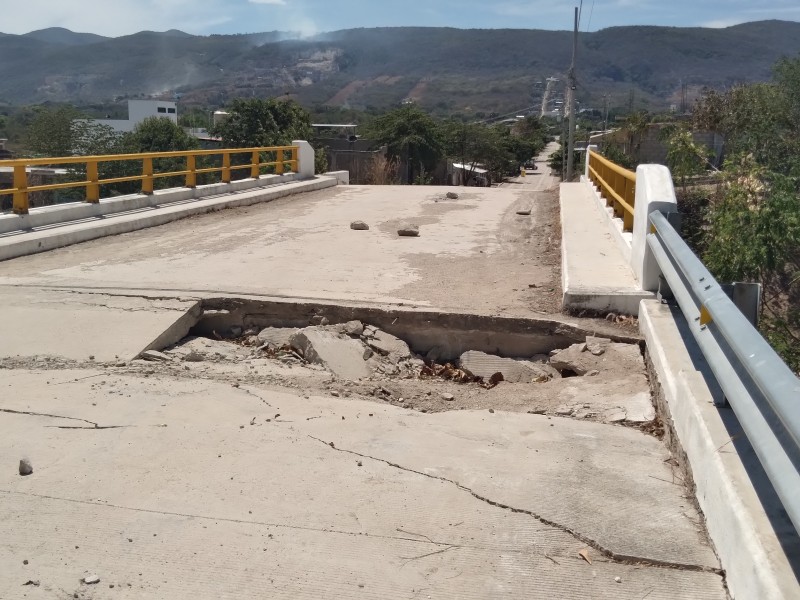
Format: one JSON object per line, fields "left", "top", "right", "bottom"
{"left": 587, "top": 149, "right": 636, "bottom": 231}
{"left": 0, "top": 145, "right": 299, "bottom": 215}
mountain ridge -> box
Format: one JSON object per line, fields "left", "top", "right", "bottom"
{"left": 1, "top": 21, "right": 799, "bottom": 114}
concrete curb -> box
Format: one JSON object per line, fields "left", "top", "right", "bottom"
{"left": 581, "top": 175, "right": 633, "bottom": 264}
{"left": 560, "top": 182, "right": 654, "bottom": 315}
{"left": 640, "top": 299, "right": 800, "bottom": 600}
{"left": 0, "top": 176, "right": 338, "bottom": 262}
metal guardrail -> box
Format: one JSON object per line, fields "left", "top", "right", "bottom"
{"left": 648, "top": 210, "right": 800, "bottom": 533}
{"left": 587, "top": 149, "right": 636, "bottom": 231}
{"left": 0, "top": 145, "right": 299, "bottom": 215}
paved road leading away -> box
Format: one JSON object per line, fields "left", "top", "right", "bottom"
{"left": 0, "top": 148, "right": 561, "bottom": 317}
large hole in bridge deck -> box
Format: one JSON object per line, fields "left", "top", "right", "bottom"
{"left": 150, "top": 298, "right": 655, "bottom": 426}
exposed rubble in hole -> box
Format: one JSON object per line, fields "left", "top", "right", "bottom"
{"left": 153, "top": 319, "right": 655, "bottom": 427}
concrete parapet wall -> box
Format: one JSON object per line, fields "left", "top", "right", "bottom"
{"left": 0, "top": 172, "right": 303, "bottom": 235}
{"left": 582, "top": 148, "right": 678, "bottom": 292}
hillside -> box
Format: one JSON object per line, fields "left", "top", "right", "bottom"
{"left": 1, "top": 21, "right": 799, "bottom": 115}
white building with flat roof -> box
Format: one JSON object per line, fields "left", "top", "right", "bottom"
{"left": 89, "top": 100, "right": 178, "bottom": 133}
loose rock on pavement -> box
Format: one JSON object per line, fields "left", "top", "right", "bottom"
{"left": 397, "top": 224, "right": 420, "bottom": 237}
{"left": 18, "top": 458, "right": 33, "bottom": 476}
{"left": 350, "top": 221, "right": 370, "bottom": 230}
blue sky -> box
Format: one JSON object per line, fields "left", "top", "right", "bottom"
{"left": 3, "top": 0, "right": 800, "bottom": 37}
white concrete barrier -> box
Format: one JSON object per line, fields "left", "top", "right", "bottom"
{"left": 631, "top": 164, "right": 678, "bottom": 292}
{"left": 293, "top": 140, "right": 316, "bottom": 179}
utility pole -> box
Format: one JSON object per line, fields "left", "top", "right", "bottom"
{"left": 566, "top": 6, "right": 579, "bottom": 181}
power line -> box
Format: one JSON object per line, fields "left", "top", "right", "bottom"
{"left": 585, "top": 0, "right": 596, "bottom": 32}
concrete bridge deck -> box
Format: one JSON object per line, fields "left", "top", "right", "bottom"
{"left": 0, "top": 150, "right": 735, "bottom": 599}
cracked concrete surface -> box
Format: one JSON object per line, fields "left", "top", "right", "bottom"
{"left": 0, "top": 368, "right": 726, "bottom": 598}
{"left": 0, "top": 155, "right": 727, "bottom": 598}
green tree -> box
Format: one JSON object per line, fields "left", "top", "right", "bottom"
{"left": 691, "top": 57, "right": 800, "bottom": 372}
{"left": 703, "top": 155, "right": 800, "bottom": 370}
{"left": 621, "top": 110, "right": 650, "bottom": 164}
{"left": 658, "top": 124, "right": 712, "bottom": 191}
{"left": 210, "top": 98, "right": 313, "bottom": 147}
{"left": 121, "top": 116, "right": 201, "bottom": 191}
{"left": 368, "top": 106, "right": 444, "bottom": 184}
{"left": 26, "top": 106, "right": 81, "bottom": 156}
{"left": 512, "top": 115, "right": 549, "bottom": 156}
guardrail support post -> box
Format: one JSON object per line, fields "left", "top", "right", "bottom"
{"left": 12, "top": 165, "right": 29, "bottom": 215}
{"left": 275, "top": 149, "right": 284, "bottom": 175}
{"left": 142, "top": 158, "right": 154, "bottom": 194}
{"left": 186, "top": 155, "right": 197, "bottom": 188}
{"left": 86, "top": 160, "right": 100, "bottom": 203}
{"left": 222, "top": 152, "right": 231, "bottom": 184}
{"left": 251, "top": 151, "right": 260, "bottom": 179}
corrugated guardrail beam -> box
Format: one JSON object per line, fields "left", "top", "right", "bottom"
{"left": 647, "top": 209, "right": 800, "bottom": 533}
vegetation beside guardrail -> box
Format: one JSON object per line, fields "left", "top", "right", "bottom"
{"left": 0, "top": 146, "right": 299, "bottom": 215}
{"left": 587, "top": 149, "right": 636, "bottom": 231}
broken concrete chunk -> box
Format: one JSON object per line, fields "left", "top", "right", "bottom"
{"left": 338, "top": 320, "right": 364, "bottom": 337}
{"left": 290, "top": 328, "right": 372, "bottom": 381}
{"left": 441, "top": 393, "right": 455, "bottom": 402}
{"left": 182, "top": 351, "right": 204, "bottom": 363}
{"left": 19, "top": 458, "right": 33, "bottom": 476}
{"left": 397, "top": 224, "right": 420, "bottom": 237}
{"left": 586, "top": 336, "right": 611, "bottom": 356}
{"left": 82, "top": 575, "right": 100, "bottom": 585}
{"left": 350, "top": 221, "right": 370, "bottom": 230}
{"left": 459, "top": 350, "right": 559, "bottom": 383}
{"left": 310, "top": 315, "right": 330, "bottom": 326}
{"left": 367, "top": 330, "right": 413, "bottom": 364}
{"left": 446, "top": 191, "right": 459, "bottom": 199}
{"left": 141, "top": 350, "right": 171, "bottom": 362}
{"left": 257, "top": 327, "right": 299, "bottom": 348}
{"left": 550, "top": 341, "right": 644, "bottom": 377}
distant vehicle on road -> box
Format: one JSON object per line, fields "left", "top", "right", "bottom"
{"left": 523, "top": 160, "right": 538, "bottom": 170}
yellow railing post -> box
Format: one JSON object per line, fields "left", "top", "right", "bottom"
{"left": 186, "top": 154, "right": 197, "bottom": 188}
{"left": 291, "top": 147, "right": 298, "bottom": 173}
{"left": 12, "top": 165, "right": 29, "bottom": 215}
{"left": 142, "top": 157, "right": 154, "bottom": 194}
{"left": 623, "top": 176, "right": 635, "bottom": 231}
{"left": 222, "top": 152, "right": 231, "bottom": 183}
{"left": 275, "top": 149, "right": 285, "bottom": 175}
{"left": 250, "top": 151, "right": 260, "bottom": 179}
{"left": 86, "top": 160, "right": 100, "bottom": 203}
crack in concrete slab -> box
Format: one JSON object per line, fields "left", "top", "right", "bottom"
{"left": 0, "top": 408, "right": 124, "bottom": 430}
{"left": 307, "top": 435, "right": 724, "bottom": 575}
{"left": 0, "top": 489, "right": 477, "bottom": 553}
